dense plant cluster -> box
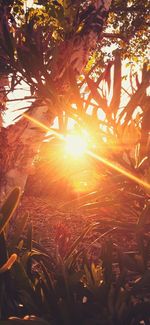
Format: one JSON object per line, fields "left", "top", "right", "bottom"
{"left": 0, "top": 0, "right": 149, "bottom": 194}
{"left": 0, "top": 1, "right": 149, "bottom": 324}
{"left": 0, "top": 188, "right": 150, "bottom": 324}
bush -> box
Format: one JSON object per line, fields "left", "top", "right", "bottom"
{"left": 0, "top": 188, "right": 150, "bottom": 324}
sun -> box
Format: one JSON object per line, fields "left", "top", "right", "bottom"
{"left": 65, "top": 133, "right": 88, "bottom": 158}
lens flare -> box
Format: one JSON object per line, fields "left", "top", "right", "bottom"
{"left": 65, "top": 134, "right": 87, "bottom": 158}
{"left": 86, "top": 150, "right": 150, "bottom": 190}
{"left": 23, "top": 113, "right": 150, "bottom": 191}
{"left": 23, "top": 113, "right": 65, "bottom": 141}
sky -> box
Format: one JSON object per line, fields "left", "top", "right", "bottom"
{"left": 3, "top": 60, "right": 142, "bottom": 129}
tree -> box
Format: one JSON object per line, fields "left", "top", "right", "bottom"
{"left": 26, "top": 53, "right": 150, "bottom": 210}
{"left": 0, "top": 0, "right": 113, "bottom": 195}
{"left": 0, "top": 0, "right": 149, "bottom": 197}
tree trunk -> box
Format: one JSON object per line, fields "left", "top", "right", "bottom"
{"left": 0, "top": 101, "right": 52, "bottom": 197}
{"left": 0, "top": 74, "right": 10, "bottom": 201}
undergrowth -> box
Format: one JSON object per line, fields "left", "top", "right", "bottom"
{"left": 0, "top": 188, "right": 150, "bottom": 324}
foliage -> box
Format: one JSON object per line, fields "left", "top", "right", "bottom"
{"left": 0, "top": 188, "right": 150, "bottom": 324}
{"left": 0, "top": 0, "right": 149, "bottom": 102}
{"left": 0, "top": 0, "right": 149, "bottom": 195}
{"left": 26, "top": 54, "right": 150, "bottom": 213}
{"left": 0, "top": 2, "right": 150, "bottom": 322}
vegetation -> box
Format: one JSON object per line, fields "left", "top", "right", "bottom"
{"left": 0, "top": 188, "right": 150, "bottom": 324}
{"left": 0, "top": 0, "right": 149, "bottom": 324}
{"left": 0, "top": 0, "right": 149, "bottom": 194}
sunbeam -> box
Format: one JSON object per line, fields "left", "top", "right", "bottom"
{"left": 23, "top": 113, "right": 150, "bottom": 190}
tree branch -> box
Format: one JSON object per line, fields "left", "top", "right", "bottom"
{"left": 101, "top": 32, "right": 127, "bottom": 42}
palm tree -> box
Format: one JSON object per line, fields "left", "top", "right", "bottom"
{"left": 0, "top": 0, "right": 113, "bottom": 196}
{"left": 0, "top": 0, "right": 149, "bottom": 199}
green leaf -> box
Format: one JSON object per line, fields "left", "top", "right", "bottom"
{"left": 9, "top": 212, "right": 28, "bottom": 250}
{"left": 64, "top": 223, "right": 97, "bottom": 262}
{"left": 86, "top": 227, "right": 117, "bottom": 251}
{"left": 0, "top": 231, "right": 8, "bottom": 268}
{"left": 11, "top": 260, "right": 40, "bottom": 313}
{"left": 0, "top": 254, "right": 17, "bottom": 274}
{"left": 39, "top": 262, "right": 60, "bottom": 317}
{"left": 26, "top": 222, "right": 33, "bottom": 252}
{"left": 0, "top": 188, "right": 21, "bottom": 235}
{"left": 101, "top": 240, "right": 113, "bottom": 286}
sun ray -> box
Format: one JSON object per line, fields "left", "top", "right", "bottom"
{"left": 23, "top": 113, "right": 150, "bottom": 190}
{"left": 86, "top": 150, "right": 150, "bottom": 190}
{"left": 23, "top": 113, "right": 66, "bottom": 141}
{"left": 65, "top": 134, "right": 88, "bottom": 158}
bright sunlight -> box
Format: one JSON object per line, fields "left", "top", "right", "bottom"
{"left": 23, "top": 113, "right": 150, "bottom": 191}
{"left": 65, "top": 133, "right": 88, "bottom": 158}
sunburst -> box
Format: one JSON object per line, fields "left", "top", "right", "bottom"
{"left": 23, "top": 113, "right": 150, "bottom": 191}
